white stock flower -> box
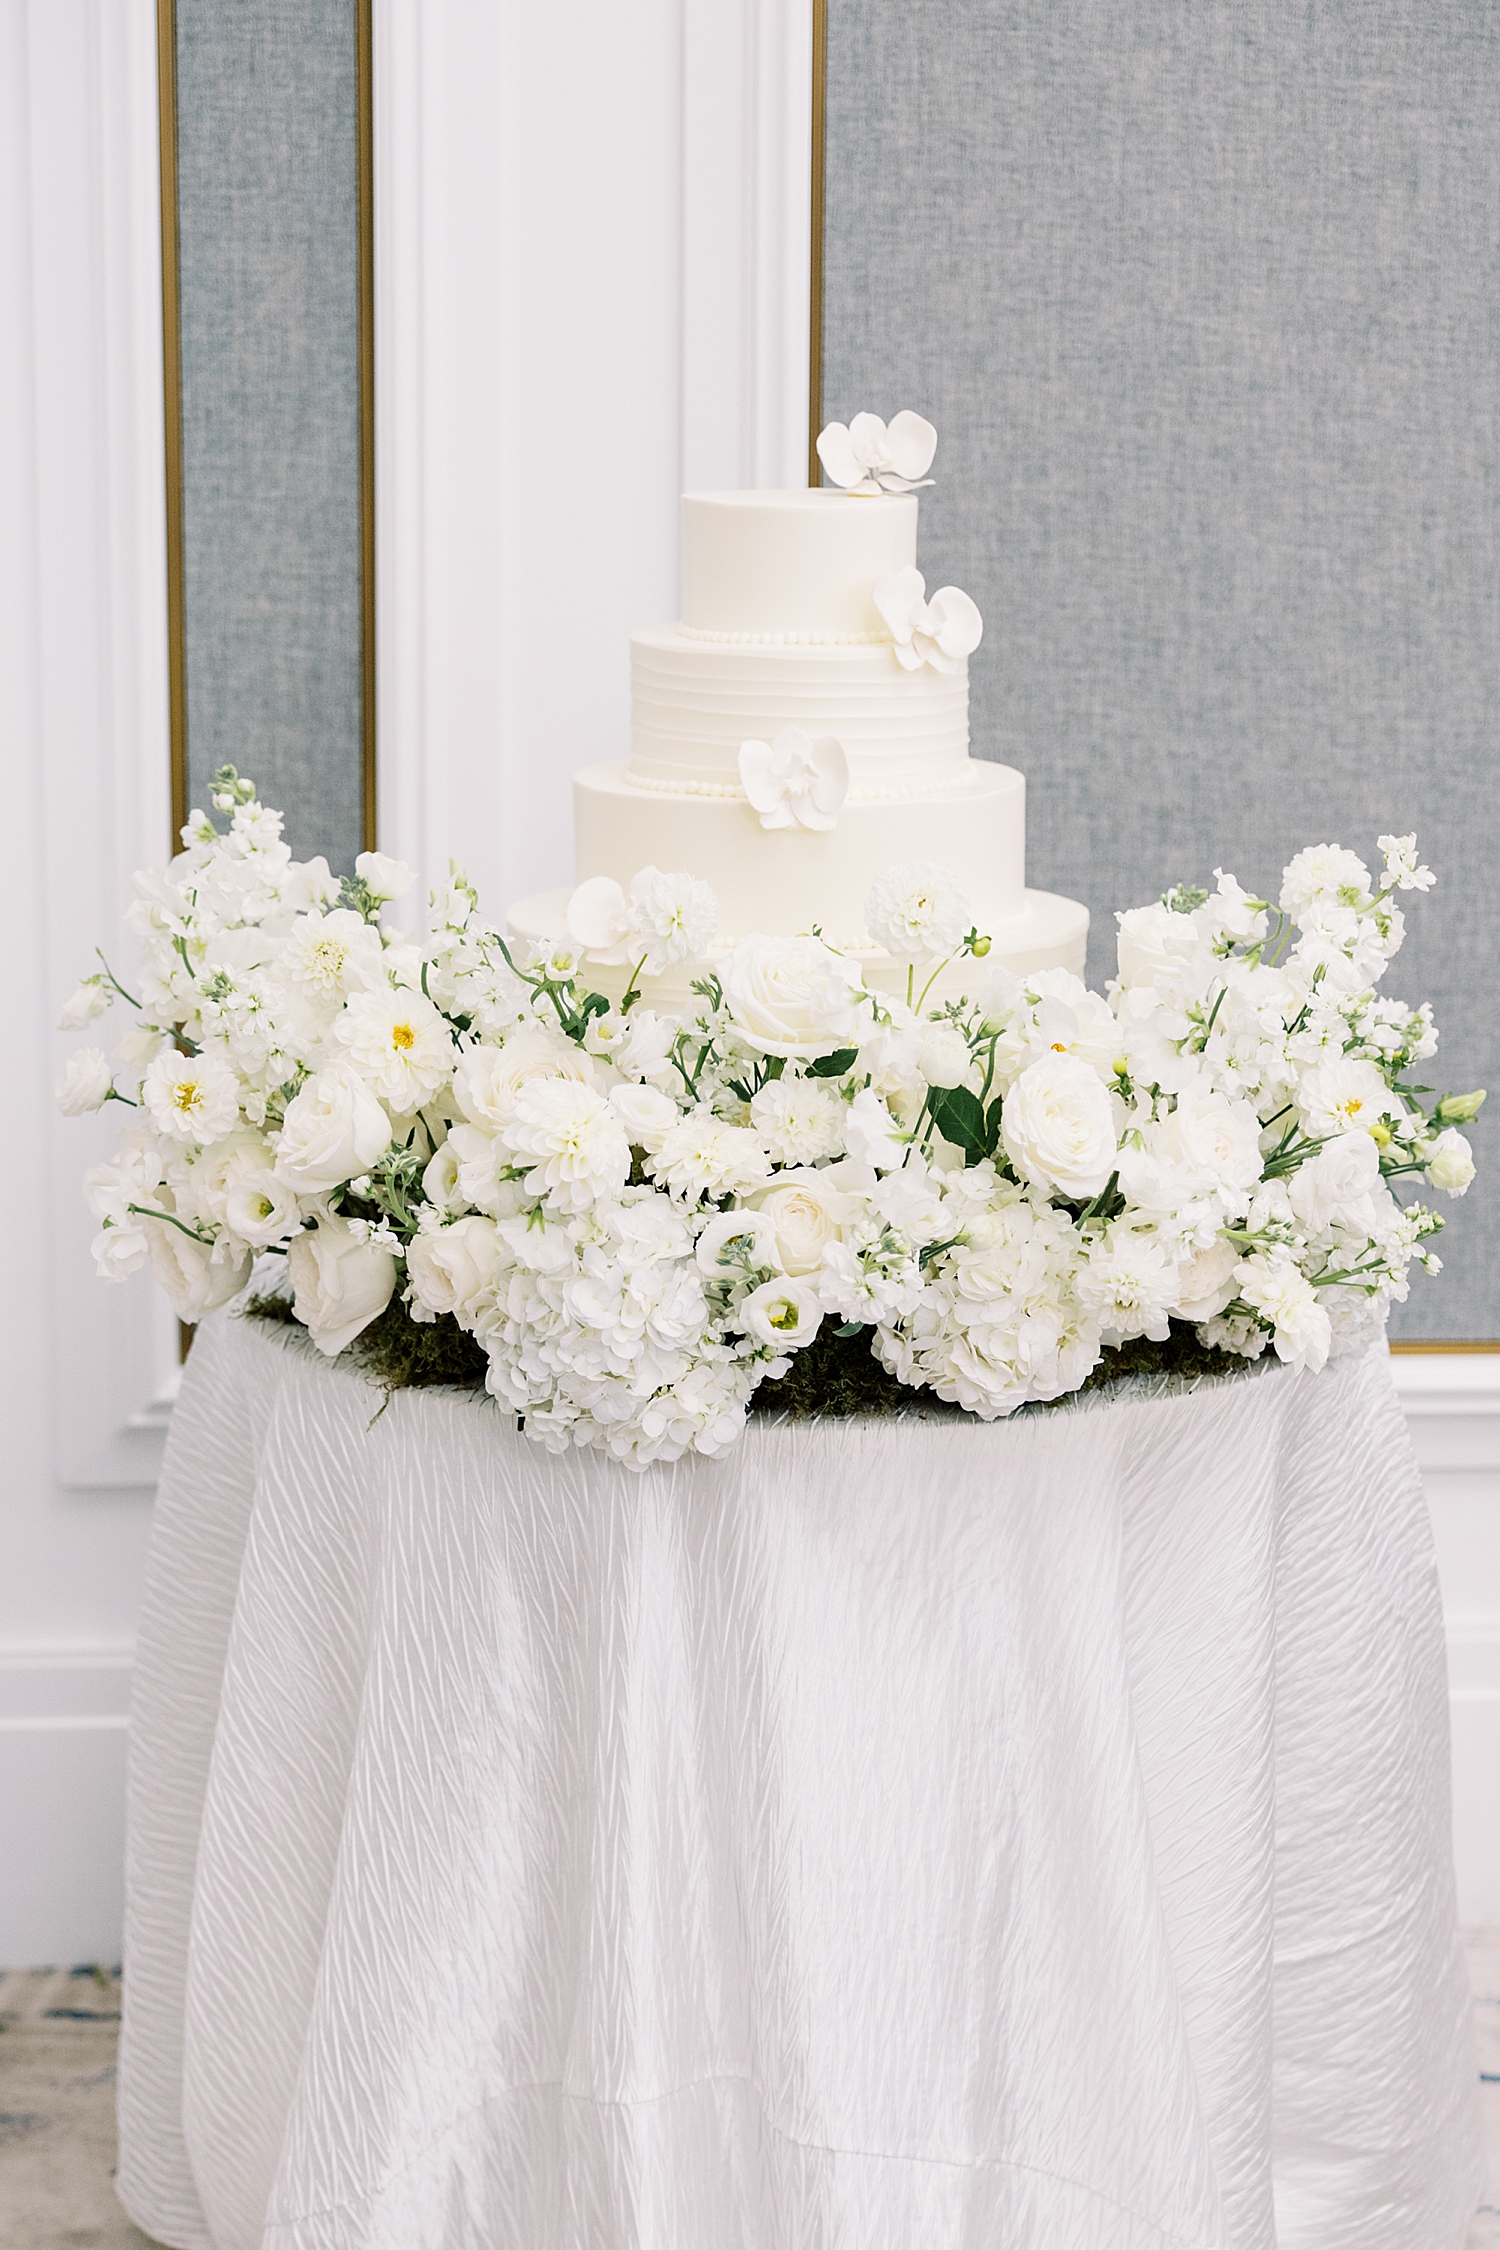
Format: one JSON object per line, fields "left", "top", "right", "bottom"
{"left": 872, "top": 567, "right": 983, "bottom": 675}
{"left": 287, "top": 1215, "right": 399, "bottom": 1355}
{"left": 567, "top": 866, "right": 717, "bottom": 973}
{"left": 333, "top": 985, "right": 452, "bottom": 1108}
{"left": 749, "top": 1076, "right": 844, "bottom": 1165}
{"left": 738, "top": 729, "right": 849, "bottom": 833}
{"left": 1236, "top": 1253, "right": 1331, "bottom": 1373}
{"left": 142, "top": 1048, "right": 240, "bottom": 1144}
{"left": 752, "top": 1171, "right": 846, "bottom": 1276}
{"left": 864, "top": 863, "right": 970, "bottom": 962}
{"left": 275, "top": 1061, "right": 391, "bottom": 1191}
{"left": 355, "top": 850, "right": 416, "bottom": 902}
{"left": 651, "top": 1109, "right": 771, "bottom": 1202}
{"left": 1427, "top": 1128, "right": 1475, "bottom": 1197}
{"left": 843, "top": 1086, "right": 909, "bottom": 1172}
{"left": 59, "top": 977, "right": 110, "bottom": 1031}
{"left": 815, "top": 409, "right": 937, "bottom": 493}
{"left": 1172, "top": 1235, "right": 1240, "bottom": 1323}
{"left": 1279, "top": 844, "right": 1371, "bottom": 923}
{"left": 1378, "top": 833, "right": 1435, "bottom": 893}
{"left": 738, "top": 1276, "right": 824, "bottom": 1349}
{"left": 56, "top": 1048, "right": 114, "bottom": 1116}
{"left": 502, "top": 1078, "right": 630, "bottom": 1212}
{"left": 1001, "top": 1053, "right": 1117, "bottom": 1200}
{"left": 721, "top": 933, "right": 865, "bottom": 1059}
{"left": 145, "top": 1217, "right": 251, "bottom": 1324}
{"left": 407, "top": 1215, "right": 505, "bottom": 1323}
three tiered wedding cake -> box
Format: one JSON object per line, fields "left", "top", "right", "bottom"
{"left": 509, "top": 416, "right": 1089, "bottom": 992}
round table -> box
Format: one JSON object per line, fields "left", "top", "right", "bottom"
{"left": 116, "top": 1313, "right": 1483, "bottom": 2250}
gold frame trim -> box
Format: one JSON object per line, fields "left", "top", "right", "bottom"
{"left": 356, "top": 0, "right": 377, "bottom": 851}
{"left": 1389, "top": 1339, "right": 1500, "bottom": 1354}
{"left": 156, "top": 0, "right": 188, "bottom": 849}
{"left": 806, "top": 0, "right": 827, "bottom": 486}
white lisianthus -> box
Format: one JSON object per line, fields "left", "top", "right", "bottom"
{"left": 142, "top": 1048, "right": 240, "bottom": 1144}
{"left": 355, "top": 850, "right": 416, "bottom": 902}
{"left": 749, "top": 1076, "right": 845, "bottom": 1165}
{"left": 406, "top": 1215, "right": 504, "bottom": 1323}
{"left": 287, "top": 1214, "right": 399, "bottom": 1355}
{"left": 333, "top": 985, "right": 452, "bottom": 1108}
{"left": 721, "top": 933, "right": 866, "bottom": 1058}
{"left": 608, "top": 1081, "right": 679, "bottom": 1151}
{"left": 695, "top": 1210, "right": 782, "bottom": 1278}
{"left": 59, "top": 977, "right": 110, "bottom": 1031}
{"left": 56, "top": 1048, "right": 115, "bottom": 1115}
{"left": 751, "top": 1171, "right": 846, "bottom": 1276}
{"left": 223, "top": 1168, "right": 301, "bottom": 1248}
{"left": 146, "top": 1219, "right": 251, "bottom": 1324}
{"left": 1235, "top": 1253, "right": 1331, "bottom": 1373}
{"left": 276, "top": 1061, "right": 391, "bottom": 1191}
{"left": 1001, "top": 1052, "right": 1117, "bottom": 1200}
{"left": 843, "top": 1086, "right": 909, "bottom": 1172}
{"left": 1279, "top": 845, "right": 1371, "bottom": 923}
{"left": 421, "top": 1140, "right": 465, "bottom": 1215}
{"left": 1426, "top": 1128, "right": 1476, "bottom": 1197}
{"left": 863, "top": 863, "right": 969, "bottom": 962}
{"left": 502, "top": 1078, "right": 630, "bottom": 1212}
{"left": 651, "top": 1108, "right": 771, "bottom": 1201}
{"left": 454, "top": 1031, "right": 592, "bottom": 1130}
{"left": 1288, "top": 1130, "right": 1381, "bottom": 1231}
{"left": 738, "top": 1276, "right": 824, "bottom": 1349}
{"left": 1298, "top": 1056, "right": 1394, "bottom": 1139}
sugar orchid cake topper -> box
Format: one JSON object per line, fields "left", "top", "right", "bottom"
{"left": 816, "top": 410, "right": 938, "bottom": 494}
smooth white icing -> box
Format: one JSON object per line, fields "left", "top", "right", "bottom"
{"left": 629, "top": 628, "right": 969, "bottom": 792}
{"left": 682, "top": 489, "right": 917, "bottom": 638}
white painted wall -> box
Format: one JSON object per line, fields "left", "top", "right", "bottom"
{"left": 3, "top": 0, "right": 1496, "bottom": 1967}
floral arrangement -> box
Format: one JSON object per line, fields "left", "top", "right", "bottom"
{"left": 57, "top": 769, "right": 1483, "bottom": 1467}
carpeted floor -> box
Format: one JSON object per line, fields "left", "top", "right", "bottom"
{"left": 2, "top": 1940, "right": 1498, "bottom": 2247}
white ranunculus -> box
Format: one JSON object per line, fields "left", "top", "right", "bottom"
{"left": 871, "top": 567, "right": 983, "bottom": 675}
{"left": 843, "top": 1086, "right": 909, "bottom": 1172}
{"left": 751, "top": 1171, "right": 846, "bottom": 1276}
{"left": 917, "top": 1022, "right": 973, "bottom": 1089}
{"left": 609, "top": 1080, "right": 678, "bottom": 1151}
{"left": 56, "top": 1048, "right": 114, "bottom": 1115}
{"left": 501, "top": 1077, "right": 630, "bottom": 1212}
{"left": 864, "top": 862, "right": 970, "bottom": 962}
{"left": 275, "top": 1061, "right": 391, "bottom": 1191}
{"left": 738, "top": 728, "right": 850, "bottom": 833}
{"left": 1001, "top": 1052, "right": 1117, "bottom": 1201}
{"left": 1427, "top": 1127, "right": 1476, "bottom": 1197}
{"left": 815, "top": 409, "right": 937, "bottom": 493}
{"left": 146, "top": 1221, "right": 251, "bottom": 1324}
{"left": 354, "top": 849, "right": 416, "bottom": 902}
{"left": 222, "top": 1167, "right": 301, "bottom": 1248}
{"left": 1288, "top": 1130, "right": 1381, "bottom": 1231}
{"left": 695, "top": 1210, "right": 782, "bottom": 1279}
{"left": 721, "top": 933, "right": 865, "bottom": 1059}
{"left": 332, "top": 985, "right": 452, "bottom": 1108}
{"left": 287, "top": 1216, "right": 398, "bottom": 1355}
{"left": 454, "top": 1030, "right": 591, "bottom": 1129}
{"left": 1114, "top": 902, "right": 1204, "bottom": 990}
{"left": 738, "top": 1275, "right": 824, "bottom": 1349}
{"left": 1157, "top": 1084, "right": 1263, "bottom": 1199}
{"left": 59, "top": 977, "right": 110, "bottom": 1031}
{"left": 407, "top": 1215, "right": 504, "bottom": 1323}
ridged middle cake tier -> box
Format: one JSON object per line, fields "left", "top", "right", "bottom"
{"left": 628, "top": 627, "right": 970, "bottom": 796}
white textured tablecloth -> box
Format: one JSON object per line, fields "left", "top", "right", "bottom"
{"left": 117, "top": 1313, "right": 1482, "bottom": 2250}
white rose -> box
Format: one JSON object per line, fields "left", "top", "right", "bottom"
{"left": 1171, "top": 1235, "right": 1240, "bottom": 1323}
{"left": 751, "top": 1171, "right": 846, "bottom": 1275}
{"left": 1427, "top": 1127, "right": 1475, "bottom": 1197}
{"left": 287, "top": 1215, "right": 399, "bottom": 1355}
{"left": 738, "top": 1276, "right": 824, "bottom": 1350}
{"left": 56, "top": 1048, "right": 114, "bottom": 1115}
{"left": 59, "top": 977, "right": 110, "bottom": 1031}
{"left": 223, "top": 1168, "right": 301, "bottom": 1248}
{"left": 1157, "top": 1084, "right": 1263, "bottom": 1199}
{"left": 406, "top": 1215, "right": 504, "bottom": 1323}
{"left": 721, "top": 933, "right": 865, "bottom": 1059}
{"left": 1288, "top": 1130, "right": 1381, "bottom": 1231}
{"left": 609, "top": 1081, "right": 679, "bottom": 1151}
{"left": 453, "top": 1031, "right": 591, "bottom": 1129}
{"left": 146, "top": 1220, "right": 251, "bottom": 1323}
{"left": 354, "top": 849, "right": 415, "bottom": 902}
{"left": 1114, "top": 903, "right": 1204, "bottom": 989}
{"left": 276, "top": 1062, "right": 390, "bottom": 1192}
{"left": 92, "top": 1220, "right": 149, "bottom": 1280}
{"left": 421, "top": 1140, "right": 466, "bottom": 1214}
{"left": 917, "top": 1022, "right": 972, "bottom": 1089}
{"left": 1000, "top": 1052, "right": 1117, "bottom": 1200}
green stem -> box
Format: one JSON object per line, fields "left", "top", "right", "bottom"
{"left": 95, "top": 950, "right": 142, "bottom": 1009}
{"left": 127, "top": 1202, "right": 214, "bottom": 1247}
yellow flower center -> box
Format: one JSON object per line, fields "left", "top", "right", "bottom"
{"left": 1336, "top": 1096, "right": 1364, "bottom": 1122}
{"left": 172, "top": 1080, "right": 202, "bottom": 1113}
{"left": 1051, "top": 1041, "right": 1069, "bottom": 1052}
{"left": 769, "top": 1297, "right": 800, "bottom": 1332}
{"left": 390, "top": 1022, "right": 416, "bottom": 1051}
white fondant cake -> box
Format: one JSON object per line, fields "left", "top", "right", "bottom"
{"left": 509, "top": 478, "right": 1089, "bottom": 995}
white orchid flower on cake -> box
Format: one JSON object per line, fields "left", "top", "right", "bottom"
{"left": 816, "top": 410, "right": 937, "bottom": 494}
{"left": 873, "top": 565, "right": 984, "bottom": 675}
{"left": 566, "top": 865, "right": 718, "bottom": 974}
{"left": 738, "top": 727, "right": 850, "bottom": 833}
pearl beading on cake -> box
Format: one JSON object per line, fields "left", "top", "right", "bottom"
{"left": 622, "top": 765, "right": 981, "bottom": 804}
{"left": 675, "top": 623, "right": 894, "bottom": 648}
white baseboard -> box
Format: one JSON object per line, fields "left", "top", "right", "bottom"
{"left": 0, "top": 1653, "right": 132, "bottom": 1966}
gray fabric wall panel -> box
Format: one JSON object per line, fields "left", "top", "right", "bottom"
{"left": 824, "top": 0, "right": 1500, "bottom": 1339}
{"left": 176, "top": 0, "right": 363, "bottom": 872}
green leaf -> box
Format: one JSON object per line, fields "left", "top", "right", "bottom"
{"left": 807, "top": 1047, "right": 859, "bottom": 1078}
{"left": 929, "top": 1084, "right": 991, "bottom": 1163}
{"left": 834, "top": 1322, "right": 865, "bottom": 1338}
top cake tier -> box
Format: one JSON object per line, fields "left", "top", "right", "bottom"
{"left": 682, "top": 489, "right": 917, "bottom": 640}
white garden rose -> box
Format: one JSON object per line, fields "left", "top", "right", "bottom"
{"left": 1114, "top": 903, "right": 1204, "bottom": 990}
{"left": 609, "top": 1081, "right": 679, "bottom": 1151}
{"left": 721, "top": 933, "right": 865, "bottom": 1058}
{"left": 1427, "top": 1127, "right": 1476, "bottom": 1197}
{"left": 454, "top": 1029, "right": 592, "bottom": 1129}
{"left": 1157, "top": 1083, "right": 1263, "bottom": 1199}
{"left": 751, "top": 1171, "right": 846, "bottom": 1276}
{"left": 287, "top": 1214, "right": 399, "bottom": 1355}
{"left": 407, "top": 1215, "right": 505, "bottom": 1322}
{"left": 146, "top": 1219, "right": 251, "bottom": 1323}
{"left": 142, "top": 1048, "right": 240, "bottom": 1144}
{"left": 738, "top": 1276, "right": 824, "bottom": 1349}
{"left": 275, "top": 1061, "right": 391, "bottom": 1191}
{"left": 1000, "top": 1052, "right": 1117, "bottom": 1200}
{"left": 56, "top": 1048, "right": 114, "bottom": 1115}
